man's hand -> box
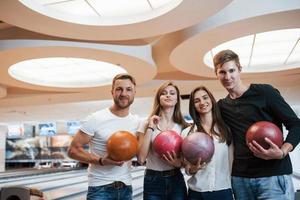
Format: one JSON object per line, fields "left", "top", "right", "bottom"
{"left": 101, "top": 153, "right": 124, "bottom": 166}
{"left": 248, "top": 137, "right": 283, "bottom": 160}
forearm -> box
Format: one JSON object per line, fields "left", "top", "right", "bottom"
{"left": 137, "top": 130, "right": 152, "bottom": 164}
{"left": 68, "top": 146, "right": 99, "bottom": 165}
{"left": 280, "top": 142, "right": 293, "bottom": 158}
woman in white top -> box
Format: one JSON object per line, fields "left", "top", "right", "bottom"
{"left": 182, "top": 86, "right": 234, "bottom": 200}
{"left": 137, "top": 81, "right": 188, "bottom": 200}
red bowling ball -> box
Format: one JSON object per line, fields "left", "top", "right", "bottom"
{"left": 246, "top": 121, "right": 283, "bottom": 149}
{"left": 107, "top": 131, "right": 138, "bottom": 161}
{"left": 153, "top": 130, "right": 183, "bottom": 158}
{"left": 182, "top": 132, "right": 215, "bottom": 165}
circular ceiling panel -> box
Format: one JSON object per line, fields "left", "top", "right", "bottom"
{"left": 19, "top": 0, "right": 182, "bottom": 26}
{"left": 9, "top": 57, "right": 127, "bottom": 88}
{"left": 168, "top": 2, "right": 300, "bottom": 78}
{"left": 0, "top": 40, "right": 156, "bottom": 92}
{"left": 203, "top": 28, "right": 300, "bottom": 73}
{"left": 0, "top": 0, "right": 232, "bottom": 40}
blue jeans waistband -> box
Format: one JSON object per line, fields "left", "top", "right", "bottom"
{"left": 145, "top": 168, "right": 181, "bottom": 177}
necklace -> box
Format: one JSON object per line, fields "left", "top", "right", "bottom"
{"left": 157, "top": 121, "right": 174, "bottom": 132}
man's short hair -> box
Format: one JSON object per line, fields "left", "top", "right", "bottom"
{"left": 213, "top": 49, "right": 242, "bottom": 74}
{"left": 112, "top": 73, "right": 136, "bottom": 89}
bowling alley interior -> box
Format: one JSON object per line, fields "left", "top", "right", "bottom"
{"left": 0, "top": 0, "right": 300, "bottom": 199}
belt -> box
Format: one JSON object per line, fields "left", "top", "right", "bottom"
{"left": 104, "top": 181, "right": 127, "bottom": 189}
{"left": 145, "top": 169, "right": 180, "bottom": 177}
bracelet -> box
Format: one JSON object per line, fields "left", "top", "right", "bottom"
{"left": 147, "top": 126, "right": 154, "bottom": 132}
{"left": 99, "top": 157, "right": 104, "bottom": 166}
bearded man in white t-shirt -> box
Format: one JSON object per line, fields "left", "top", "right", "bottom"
{"left": 68, "top": 73, "right": 141, "bottom": 200}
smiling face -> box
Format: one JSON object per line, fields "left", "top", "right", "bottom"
{"left": 159, "top": 85, "right": 178, "bottom": 109}
{"left": 216, "top": 60, "right": 242, "bottom": 92}
{"left": 111, "top": 79, "right": 136, "bottom": 109}
{"left": 193, "top": 89, "right": 212, "bottom": 115}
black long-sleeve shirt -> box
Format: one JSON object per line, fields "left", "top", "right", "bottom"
{"left": 218, "top": 84, "right": 300, "bottom": 178}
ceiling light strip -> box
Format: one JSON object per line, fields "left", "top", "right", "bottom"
{"left": 146, "top": 0, "right": 154, "bottom": 10}
{"left": 43, "top": 0, "right": 76, "bottom": 6}
{"left": 84, "top": 0, "right": 102, "bottom": 18}
{"left": 210, "top": 50, "right": 214, "bottom": 65}
{"left": 247, "top": 34, "right": 256, "bottom": 68}
{"left": 284, "top": 37, "right": 300, "bottom": 65}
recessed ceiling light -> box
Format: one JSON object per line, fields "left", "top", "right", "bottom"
{"left": 8, "top": 57, "right": 127, "bottom": 88}
{"left": 19, "top": 0, "right": 182, "bottom": 26}
{"left": 204, "top": 28, "right": 300, "bottom": 72}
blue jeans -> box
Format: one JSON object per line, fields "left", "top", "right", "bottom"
{"left": 143, "top": 169, "right": 187, "bottom": 200}
{"left": 87, "top": 182, "right": 132, "bottom": 200}
{"left": 232, "top": 175, "right": 294, "bottom": 200}
{"left": 188, "top": 188, "right": 234, "bottom": 200}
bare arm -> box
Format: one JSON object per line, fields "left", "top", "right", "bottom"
{"left": 67, "top": 130, "right": 99, "bottom": 164}
{"left": 137, "top": 129, "right": 153, "bottom": 165}
{"left": 137, "top": 115, "right": 160, "bottom": 165}
{"left": 68, "top": 130, "right": 124, "bottom": 166}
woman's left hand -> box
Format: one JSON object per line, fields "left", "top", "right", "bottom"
{"left": 162, "top": 151, "right": 182, "bottom": 168}
{"left": 184, "top": 158, "right": 207, "bottom": 175}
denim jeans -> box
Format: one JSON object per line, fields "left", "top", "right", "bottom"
{"left": 187, "top": 188, "right": 234, "bottom": 200}
{"left": 87, "top": 182, "right": 132, "bottom": 200}
{"left": 143, "top": 169, "right": 187, "bottom": 200}
{"left": 232, "top": 175, "right": 294, "bottom": 200}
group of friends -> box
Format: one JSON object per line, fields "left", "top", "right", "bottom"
{"left": 67, "top": 49, "right": 300, "bottom": 200}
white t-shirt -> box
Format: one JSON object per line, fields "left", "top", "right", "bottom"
{"left": 138, "top": 120, "right": 184, "bottom": 171}
{"left": 80, "top": 108, "right": 141, "bottom": 187}
{"left": 182, "top": 126, "right": 233, "bottom": 192}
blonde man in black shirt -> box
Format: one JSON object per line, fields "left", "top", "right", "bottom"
{"left": 214, "top": 49, "right": 300, "bottom": 200}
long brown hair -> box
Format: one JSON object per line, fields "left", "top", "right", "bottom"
{"left": 150, "top": 81, "right": 188, "bottom": 129}
{"left": 189, "top": 86, "right": 231, "bottom": 144}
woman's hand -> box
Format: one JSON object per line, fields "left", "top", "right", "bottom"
{"left": 184, "top": 158, "right": 207, "bottom": 175}
{"left": 148, "top": 115, "right": 160, "bottom": 129}
{"left": 163, "top": 151, "right": 182, "bottom": 168}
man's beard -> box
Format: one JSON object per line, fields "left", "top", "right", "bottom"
{"left": 114, "top": 97, "right": 134, "bottom": 109}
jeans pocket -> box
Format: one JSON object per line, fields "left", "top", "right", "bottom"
{"left": 277, "top": 175, "right": 286, "bottom": 194}
{"left": 87, "top": 186, "right": 107, "bottom": 200}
